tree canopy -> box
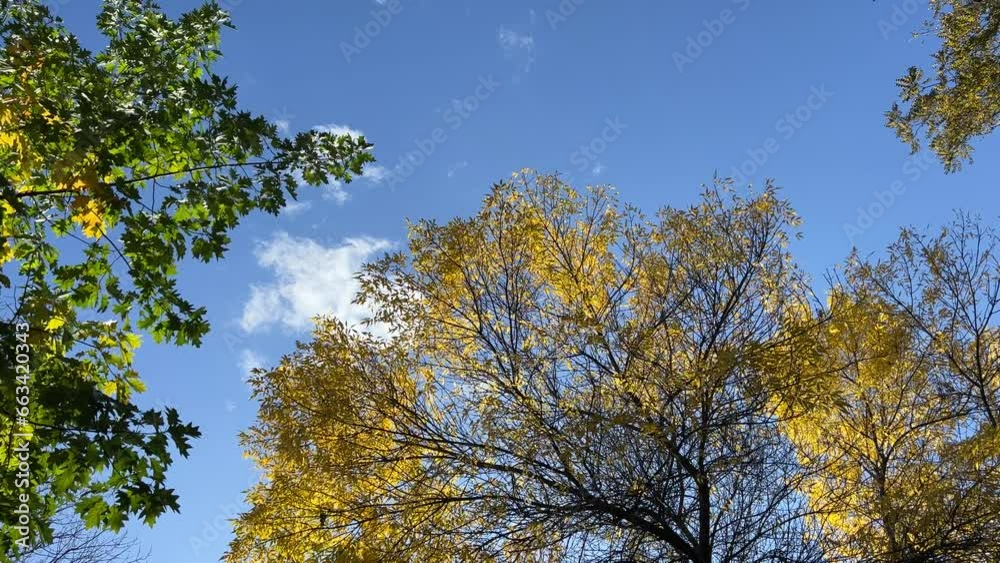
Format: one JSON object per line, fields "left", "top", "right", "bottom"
{"left": 0, "top": 0, "right": 373, "bottom": 554}
{"left": 230, "top": 173, "right": 818, "bottom": 562}
{"left": 2, "top": 0, "right": 998, "bottom": 560}
{"left": 887, "top": 0, "right": 1000, "bottom": 172}
{"left": 230, "top": 173, "right": 1000, "bottom": 562}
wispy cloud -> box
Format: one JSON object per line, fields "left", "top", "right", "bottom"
{"left": 280, "top": 199, "right": 311, "bottom": 216}
{"left": 363, "top": 164, "right": 390, "bottom": 183}
{"left": 238, "top": 349, "right": 267, "bottom": 381}
{"left": 240, "top": 232, "right": 393, "bottom": 334}
{"left": 297, "top": 124, "right": 388, "bottom": 203}
{"left": 314, "top": 123, "right": 366, "bottom": 139}
{"left": 591, "top": 162, "right": 606, "bottom": 176}
{"left": 497, "top": 24, "right": 536, "bottom": 75}
{"left": 271, "top": 107, "right": 296, "bottom": 133}
{"left": 323, "top": 182, "right": 351, "bottom": 205}
{"left": 321, "top": 164, "right": 390, "bottom": 204}
{"left": 447, "top": 160, "right": 469, "bottom": 178}
{"left": 497, "top": 27, "right": 534, "bottom": 52}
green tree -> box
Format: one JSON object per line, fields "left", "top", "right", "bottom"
{"left": 886, "top": 0, "right": 1000, "bottom": 172}
{"left": 0, "top": 0, "right": 374, "bottom": 554}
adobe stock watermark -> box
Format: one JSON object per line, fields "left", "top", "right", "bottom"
{"left": 10, "top": 320, "right": 33, "bottom": 551}
{"left": 188, "top": 500, "right": 242, "bottom": 557}
{"left": 188, "top": 471, "right": 263, "bottom": 556}
{"left": 569, "top": 117, "right": 628, "bottom": 173}
{"left": 545, "top": 0, "right": 588, "bottom": 30}
{"left": 843, "top": 151, "right": 934, "bottom": 244}
{"left": 729, "top": 84, "right": 833, "bottom": 187}
{"left": 673, "top": 0, "right": 751, "bottom": 73}
{"left": 876, "top": 0, "right": 923, "bottom": 40}
{"left": 384, "top": 74, "right": 502, "bottom": 188}
{"left": 341, "top": 0, "right": 405, "bottom": 63}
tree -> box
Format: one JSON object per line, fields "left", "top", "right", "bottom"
{"left": 845, "top": 215, "right": 1000, "bottom": 559}
{"left": 229, "top": 172, "right": 825, "bottom": 562}
{"left": 886, "top": 0, "right": 1000, "bottom": 172}
{"left": 769, "top": 216, "right": 1000, "bottom": 561}
{"left": 0, "top": 0, "right": 374, "bottom": 553}
{"left": 12, "top": 503, "right": 148, "bottom": 563}
{"left": 773, "top": 292, "right": 994, "bottom": 561}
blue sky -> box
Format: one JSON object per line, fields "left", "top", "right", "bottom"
{"left": 48, "top": 0, "right": 1000, "bottom": 560}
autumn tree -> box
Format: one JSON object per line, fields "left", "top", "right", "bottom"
{"left": 767, "top": 214, "right": 1000, "bottom": 561}
{"left": 847, "top": 215, "right": 1000, "bottom": 559}
{"left": 886, "top": 0, "right": 1000, "bottom": 172}
{"left": 861, "top": 215, "right": 1000, "bottom": 433}
{"left": 229, "top": 173, "right": 826, "bottom": 562}
{"left": 773, "top": 293, "right": 995, "bottom": 561}
{"left": 0, "top": 0, "right": 373, "bottom": 553}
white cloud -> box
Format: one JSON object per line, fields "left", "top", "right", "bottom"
{"left": 323, "top": 181, "right": 350, "bottom": 204}
{"left": 363, "top": 164, "right": 389, "bottom": 183}
{"left": 321, "top": 163, "right": 390, "bottom": 203}
{"left": 240, "top": 232, "right": 393, "bottom": 334}
{"left": 297, "top": 124, "right": 388, "bottom": 203}
{"left": 497, "top": 27, "right": 534, "bottom": 52}
{"left": 591, "top": 162, "right": 606, "bottom": 176}
{"left": 280, "top": 200, "right": 311, "bottom": 216}
{"left": 286, "top": 168, "right": 348, "bottom": 205}
{"left": 497, "top": 27, "right": 536, "bottom": 75}
{"left": 272, "top": 107, "right": 296, "bottom": 133}
{"left": 447, "top": 160, "right": 469, "bottom": 178}
{"left": 239, "top": 349, "right": 267, "bottom": 381}
{"left": 315, "top": 123, "right": 366, "bottom": 139}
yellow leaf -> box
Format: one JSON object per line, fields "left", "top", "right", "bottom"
{"left": 70, "top": 196, "right": 105, "bottom": 239}
{"left": 0, "top": 242, "right": 13, "bottom": 265}
{"left": 0, "top": 131, "right": 17, "bottom": 148}
{"left": 99, "top": 380, "right": 117, "bottom": 396}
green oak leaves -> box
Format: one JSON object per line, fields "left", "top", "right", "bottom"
{"left": 0, "top": 0, "right": 374, "bottom": 554}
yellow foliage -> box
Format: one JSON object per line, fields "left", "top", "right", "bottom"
{"left": 0, "top": 242, "right": 12, "bottom": 265}
{"left": 230, "top": 173, "right": 816, "bottom": 561}
{"left": 775, "top": 291, "right": 996, "bottom": 560}
{"left": 70, "top": 196, "right": 106, "bottom": 239}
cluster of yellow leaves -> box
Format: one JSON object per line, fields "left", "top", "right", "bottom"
{"left": 230, "top": 319, "right": 474, "bottom": 562}
{"left": 69, "top": 194, "right": 106, "bottom": 239}
{"left": 232, "top": 172, "right": 812, "bottom": 561}
{"left": 771, "top": 290, "right": 998, "bottom": 560}
{"left": 406, "top": 176, "right": 624, "bottom": 379}
{"left": 1, "top": 95, "right": 110, "bottom": 268}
